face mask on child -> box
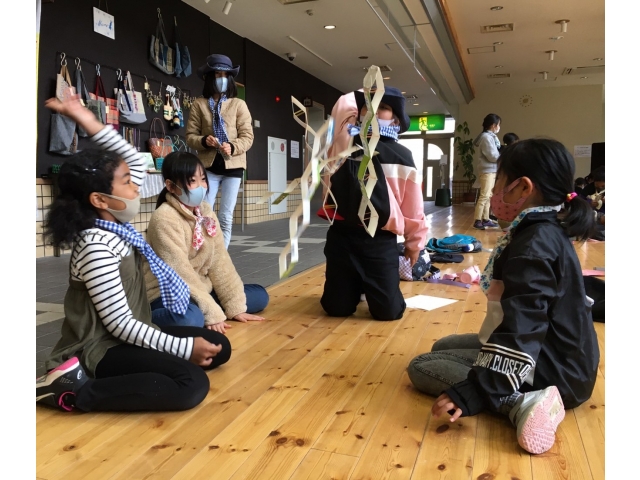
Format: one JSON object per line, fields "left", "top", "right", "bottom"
{"left": 359, "top": 116, "right": 395, "bottom": 128}
{"left": 490, "top": 178, "right": 527, "bottom": 222}
{"left": 101, "top": 193, "right": 141, "bottom": 224}
{"left": 175, "top": 185, "right": 206, "bottom": 208}
{"left": 216, "top": 77, "right": 228, "bottom": 93}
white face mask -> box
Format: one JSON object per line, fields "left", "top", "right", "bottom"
{"left": 495, "top": 125, "right": 500, "bottom": 133}
{"left": 101, "top": 193, "right": 141, "bottom": 224}
{"left": 359, "top": 115, "right": 395, "bottom": 128}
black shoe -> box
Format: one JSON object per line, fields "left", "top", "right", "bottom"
{"left": 36, "top": 357, "right": 88, "bottom": 411}
{"left": 489, "top": 214, "right": 498, "bottom": 221}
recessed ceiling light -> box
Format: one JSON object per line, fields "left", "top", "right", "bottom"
{"left": 493, "top": 41, "right": 503, "bottom": 45}
{"left": 422, "top": 111, "right": 428, "bottom": 114}
{"left": 401, "top": 91, "right": 406, "bottom": 94}
{"left": 413, "top": 103, "right": 419, "bottom": 106}
{"left": 593, "top": 57, "right": 603, "bottom": 61}
{"left": 358, "top": 56, "right": 368, "bottom": 59}
{"left": 581, "top": 76, "right": 589, "bottom": 79}
{"left": 496, "top": 82, "right": 504, "bottom": 84}
{"left": 490, "top": 6, "right": 503, "bottom": 11}
{"left": 383, "top": 76, "right": 390, "bottom": 80}
{"left": 549, "top": 36, "right": 564, "bottom": 40}
{"left": 495, "top": 65, "right": 504, "bottom": 68}
{"left": 324, "top": 25, "right": 336, "bottom": 30}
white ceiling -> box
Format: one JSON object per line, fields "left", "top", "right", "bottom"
{"left": 183, "top": 0, "right": 604, "bottom": 117}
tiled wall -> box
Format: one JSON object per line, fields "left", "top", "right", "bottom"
{"left": 36, "top": 180, "right": 302, "bottom": 258}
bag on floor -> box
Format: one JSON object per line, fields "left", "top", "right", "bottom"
{"left": 397, "top": 244, "right": 432, "bottom": 281}
{"left": 426, "top": 234, "right": 482, "bottom": 254}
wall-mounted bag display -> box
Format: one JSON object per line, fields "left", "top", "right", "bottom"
{"left": 56, "top": 54, "right": 73, "bottom": 102}
{"left": 85, "top": 64, "right": 106, "bottom": 124}
{"left": 89, "top": 67, "right": 118, "bottom": 129}
{"left": 117, "top": 71, "right": 147, "bottom": 124}
{"left": 148, "top": 117, "right": 173, "bottom": 159}
{"left": 173, "top": 17, "right": 191, "bottom": 78}
{"left": 49, "top": 114, "right": 78, "bottom": 156}
{"left": 149, "top": 9, "right": 175, "bottom": 75}
{"left": 74, "top": 59, "right": 91, "bottom": 137}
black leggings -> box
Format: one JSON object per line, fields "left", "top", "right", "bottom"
{"left": 74, "top": 326, "right": 231, "bottom": 412}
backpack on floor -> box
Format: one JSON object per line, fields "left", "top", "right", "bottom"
{"left": 397, "top": 244, "right": 440, "bottom": 281}
{"left": 426, "top": 234, "right": 482, "bottom": 254}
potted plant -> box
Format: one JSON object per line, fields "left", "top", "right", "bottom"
{"left": 454, "top": 121, "right": 477, "bottom": 203}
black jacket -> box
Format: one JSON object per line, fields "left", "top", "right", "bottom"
{"left": 446, "top": 211, "right": 600, "bottom": 415}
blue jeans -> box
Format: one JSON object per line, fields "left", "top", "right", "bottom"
{"left": 151, "top": 284, "right": 270, "bottom": 328}
{"left": 205, "top": 172, "right": 242, "bottom": 249}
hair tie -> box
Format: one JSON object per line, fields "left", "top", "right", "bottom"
{"left": 567, "top": 192, "right": 578, "bottom": 202}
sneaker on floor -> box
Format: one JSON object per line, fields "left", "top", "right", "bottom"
{"left": 36, "top": 357, "right": 88, "bottom": 411}
{"left": 489, "top": 214, "right": 498, "bottom": 221}
{"left": 473, "top": 220, "right": 485, "bottom": 230}
{"left": 509, "top": 386, "right": 565, "bottom": 454}
{"left": 482, "top": 219, "right": 499, "bottom": 228}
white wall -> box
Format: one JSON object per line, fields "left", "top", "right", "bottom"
{"left": 454, "top": 85, "right": 605, "bottom": 179}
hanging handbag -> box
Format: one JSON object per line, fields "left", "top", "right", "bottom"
{"left": 163, "top": 93, "right": 173, "bottom": 121}
{"left": 49, "top": 114, "right": 78, "bottom": 156}
{"left": 117, "top": 71, "right": 147, "bottom": 124}
{"left": 149, "top": 9, "right": 175, "bottom": 75}
{"left": 89, "top": 68, "right": 118, "bottom": 128}
{"left": 148, "top": 117, "right": 173, "bottom": 159}
{"left": 56, "top": 54, "right": 73, "bottom": 102}
{"left": 85, "top": 65, "right": 107, "bottom": 124}
{"left": 173, "top": 17, "right": 191, "bottom": 78}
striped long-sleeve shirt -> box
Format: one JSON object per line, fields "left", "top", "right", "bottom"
{"left": 69, "top": 127, "right": 194, "bottom": 360}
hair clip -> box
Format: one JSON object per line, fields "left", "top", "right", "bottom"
{"left": 566, "top": 192, "right": 578, "bottom": 202}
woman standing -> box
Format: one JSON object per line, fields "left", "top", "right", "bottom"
{"left": 186, "top": 54, "right": 253, "bottom": 249}
{"left": 472, "top": 114, "right": 502, "bottom": 230}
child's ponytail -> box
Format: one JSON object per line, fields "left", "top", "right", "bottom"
{"left": 561, "top": 194, "right": 596, "bottom": 243}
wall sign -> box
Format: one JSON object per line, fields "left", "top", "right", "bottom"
{"left": 408, "top": 114, "right": 445, "bottom": 132}
{"left": 573, "top": 145, "right": 592, "bottom": 157}
{"left": 93, "top": 8, "right": 115, "bottom": 40}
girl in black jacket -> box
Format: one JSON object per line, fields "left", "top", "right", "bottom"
{"left": 408, "top": 138, "right": 599, "bottom": 455}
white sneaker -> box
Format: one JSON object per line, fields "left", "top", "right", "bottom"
{"left": 509, "top": 386, "right": 565, "bottom": 454}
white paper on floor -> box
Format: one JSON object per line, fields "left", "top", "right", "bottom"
{"left": 404, "top": 295, "right": 458, "bottom": 311}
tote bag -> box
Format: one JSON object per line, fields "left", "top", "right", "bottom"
{"left": 149, "top": 10, "right": 175, "bottom": 75}
{"left": 117, "top": 72, "right": 147, "bottom": 124}
{"left": 148, "top": 118, "right": 173, "bottom": 159}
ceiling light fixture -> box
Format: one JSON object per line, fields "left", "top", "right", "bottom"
{"left": 413, "top": 103, "right": 419, "bottom": 106}
{"left": 358, "top": 56, "right": 368, "bottom": 59}
{"left": 324, "top": 25, "right": 336, "bottom": 30}
{"left": 556, "top": 19, "right": 570, "bottom": 33}
{"left": 546, "top": 50, "right": 557, "bottom": 60}
{"left": 495, "top": 65, "right": 503, "bottom": 68}
{"left": 540, "top": 71, "right": 548, "bottom": 80}
{"left": 593, "top": 57, "right": 603, "bottom": 61}
{"left": 493, "top": 42, "right": 503, "bottom": 46}
{"left": 490, "top": 6, "right": 503, "bottom": 10}
{"left": 383, "top": 76, "right": 390, "bottom": 80}
{"left": 422, "top": 111, "right": 428, "bottom": 114}
{"left": 430, "top": 88, "right": 436, "bottom": 95}
{"left": 401, "top": 91, "right": 406, "bottom": 94}
{"left": 581, "top": 76, "right": 588, "bottom": 79}
{"left": 549, "top": 36, "right": 564, "bottom": 41}
{"left": 222, "top": 1, "right": 233, "bottom": 15}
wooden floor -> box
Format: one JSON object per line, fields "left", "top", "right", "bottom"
{"left": 36, "top": 205, "right": 605, "bottom": 480}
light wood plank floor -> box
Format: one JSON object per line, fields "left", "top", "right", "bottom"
{"left": 36, "top": 205, "right": 605, "bottom": 480}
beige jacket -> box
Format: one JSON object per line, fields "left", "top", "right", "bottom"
{"left": 144, "top": 194, "right": 247, "bottom": 325}
{"left": 186, "top": 97, "right": 254, "bottom": 170}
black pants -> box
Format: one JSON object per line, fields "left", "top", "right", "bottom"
{"left": 321, "top": 225, "right": 406, "bottom": 321}
{"left": 75, "top": 326, "right": 231, "bottom": 412}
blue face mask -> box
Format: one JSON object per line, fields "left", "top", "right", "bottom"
{"left": 216, "top": 76, "right": 228, "bottom": 93}
{"left": 176, "top": 185, "right": 206, "bottom": 208}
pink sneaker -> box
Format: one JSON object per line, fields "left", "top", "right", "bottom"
{"left": 510, "top": 386, "right": 565, "bottom": 454}
{"left": 36, "top": 357, "right": 87, "bottom": 411}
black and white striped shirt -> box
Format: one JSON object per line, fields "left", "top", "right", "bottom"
{"left": 69, "top": 127, "right": 193, "bottom": 360}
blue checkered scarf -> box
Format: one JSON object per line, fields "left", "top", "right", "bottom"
{"left": 95, "top": 219, "right": 190, "bottom": 314}
{"left": 479, "top": 205, "right": 563, "bottom": 295}
{"left": 347, "top": 123, "right": 399, "bottom": 141}
{"left": 209, "top": 96, "right": 229, "bottom": 144}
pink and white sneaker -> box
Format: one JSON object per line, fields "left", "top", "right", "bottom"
{"left": 509, "top": 386, "right": 565, "bottom": 454}
{"left": 36, "top": 357, "right": 88, "bottom": 411}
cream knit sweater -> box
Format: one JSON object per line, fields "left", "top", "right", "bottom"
{"left": 144, "top": 194, "right": 246, "bottom": 325}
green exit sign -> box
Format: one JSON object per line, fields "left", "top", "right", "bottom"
{"left": 408, "top": 114, "right": 446, "bottom": 132}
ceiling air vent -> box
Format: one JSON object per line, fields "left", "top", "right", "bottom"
{"left": 277, "top": 0, "right": 318, "bottom": 4}
{"left": 562, "top": 65, "right": 605, "bottom": 76}
{"left": 362, "top": 65, "right": 393, "bottom": 72}
{"left": 481, "top": 23, "right": 514, "bottom": 33}
{"left": 487, "top": 73, "right": 511, "bottom": 79}
{"left": 468, "top": 46, "right": 496, "bottom": 54}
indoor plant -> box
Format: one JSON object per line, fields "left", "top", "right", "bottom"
{"left": 454, "top": 121, "right": 477, "bottom": 202}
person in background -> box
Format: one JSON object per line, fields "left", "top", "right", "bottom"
{"left": 472, "top": 114, "right": 502, "bottom": 230}
{"left": 574, "top": 177, "right": 586, "bottom": 196}
{"left": 503, "top": 132, "right": 519, "bottom": 147}
{"left": 186, "top": 54, "right": 254, "bottom": 249}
